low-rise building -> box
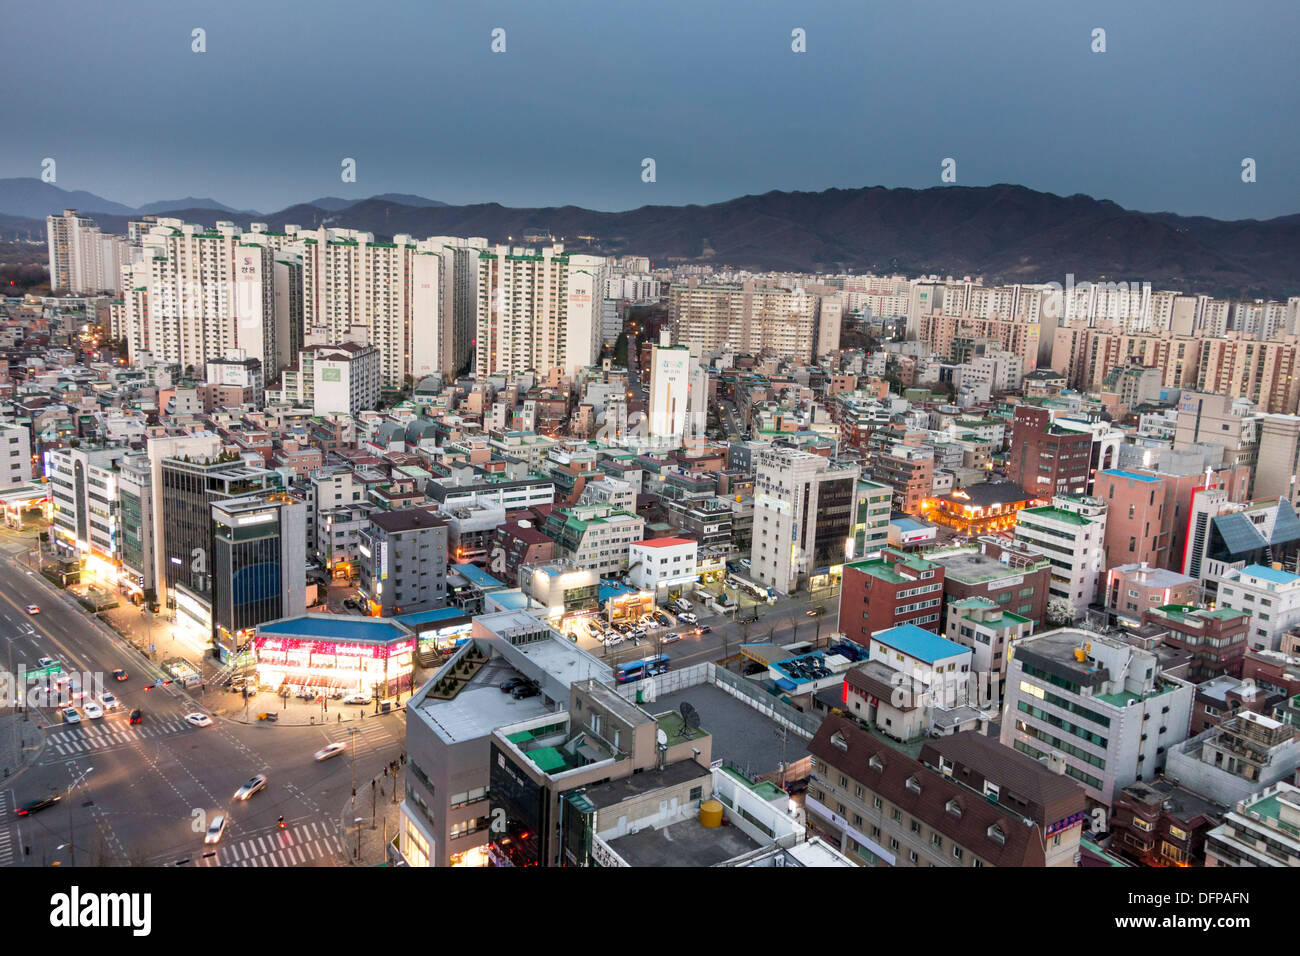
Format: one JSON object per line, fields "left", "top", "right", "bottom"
{"left": 1111, "top": 777, "right": 1225, "bottom": 867}
{"left": 1106, "top": 562, "right": 1200, "bottom": 628}
{"left": 627, "top": 536, "right": 698, "bottom": 594}
{"left": 839, "top": 549, "right": 945, "bottom": 638}
{"left": 1204, "top": 780, "right": 1300, "bottom": 867}
{"left": 1217, "top": 563, "right": 1300, "bottom": 653}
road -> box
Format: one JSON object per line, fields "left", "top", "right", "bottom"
{"left": 0, "top": 554, "right": 405, "bottom": 867}
{"left": 577, "top": 580, "right": 842, "bottom": 671}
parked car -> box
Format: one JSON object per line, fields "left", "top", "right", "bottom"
{"left": 341, "top": 693, "right": 370, "bottom": 705}
{"left": 499, "top": 677, "right": 528, "bottom": 693}
{"left": 511, "top": 682, "right": 541, "bottom": 700}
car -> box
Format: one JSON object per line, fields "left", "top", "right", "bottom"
{"left": 499, "top": 677, "right": 528, "bottom": 693}
{"left": 807, "top": 606, "right": 825, "bottom": 617}
{"left": 82, "top": 701, "right": 103, "bottom": 719}
{"left": 15, "top": 795, "right": 60, "bottom": 816}
{"left": 100, "top": 693, "right": 120, "bottom": 711}
{"left": 129, "top": 709, "right": 143, "bottom": 725}
{"left": 24, "top": 605, "right": 39, "bottom": 615}
{"left": 511, "top": 682, "right": 540, "bottom": 700}
{"left": 37, "top": 656, "right": 56, "bottom": 668}
{"left": 341, "top": 693, "right": 370, "bottom": 705}
{"left": 233, "top": 774, "right": 268, "bottom": 801}
{"left": 314, "top": 742, "right": 347, "bottom": 761}
{"left": 679, "top": 613, "right": 698, "bottom": 625}
{"left": 112, "top": 668, "right": 128, "bottom": 682}
{"left": 603, "top": 634, "right": 624, "bottom": 647}
{"left": 696, "top": 625, "right": 713, "bottom": 634}
{"left": 204, "top": 814, "right": 227, "bottom": 844}
{"left": 67, "top": 680, "right": 85, "bottom": 702}
{"left": 185, "top": 713, "right": 213, "bottom": 728}
{"left": 61, "top": 707, "right": 80, "bottom": 724}
{"left": 662, "top": 632, "right": 682, "bottom": 644}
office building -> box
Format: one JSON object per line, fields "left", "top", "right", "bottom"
{"left": 211, "top": 492, "right": 308, "bottom": 656}
{"left": 847, "top": 478, "right": 892, "bottom": 561}
{"left": 0, "top": 423, "right": 32, "bottom": 486}
{"left": 1006, "top": 405, "right": 1093, "bottom": 499}
{"left": 751, "top": 448, "right": 858, "bottom": 594}
{"left": 359, "top": 508, "right": 450, "bottom": 616}
{"left": 1216, "top": 564, "right": 1300, "bottom": 653}
{"left": 627, "top": 537, "right": 698, "bottom": 594}
{"left": 1013, "top": 495, "right": 1107, "bottom": 617}
{"left": 839, "top": 549, "right": 945, "bottom": 637}
{"left": 47, "top": 444, "right": 128, "bottom": 569}
{"left": 1000, "top": 628, "right": 1195, "bottom": 805}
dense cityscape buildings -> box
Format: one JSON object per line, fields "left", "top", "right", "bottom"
{"left": 8, "top": 205, "right": 1300, "bottom": 878}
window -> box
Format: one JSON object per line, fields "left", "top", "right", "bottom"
{"left": 953, "top": 846, "right": 963, "bottom": 860}
{"left": 689, "top": 786, "right": 703, "bottom": 801}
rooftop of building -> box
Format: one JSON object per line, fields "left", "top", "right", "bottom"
{"left": 937, "top": 481, "right": 1035, "bottom": 509}
{"left": 369, "top": 508, "right": 447, "bottom": 533}
{"left": 414, "top": 654, "right": 553, "bottom": 744}
{"left": 256, "top": 613, "right": 412, "bottom": 644}
{"left": 1119, "top": 777, "right": 1225, "bottom": 822}
{"left": 1018, "top": 505, "right": 1094, "bottom": 526}
{"left": 928, "top": 547, "right": 1035, "bottom": 584}
{"left": 580, "top": 759, "right": 713, "bottom": 811}
{"left": 844, "top": 549, "right": 938, "bottom": 584}
{"left": 872, "top": 623, "right": 968, "bottom": 664}
{"left": 605, "top": 812, "right": 764, "bottom": 867}
{"left": 632, "top": 536, "right": 697, "bottom": 549}
{"left": 652, "top": 683, "right": 808, "bottom": 775}
{"left": 1236, "top": 564, "right": 1300, "bottom": 586}
{"left": 1111, "top": 563, "right": 1197, "bottom": 588}
{"left": 1100, "top": 469, "right": 1162, "bottom": 483}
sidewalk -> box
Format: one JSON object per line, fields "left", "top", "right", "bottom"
{"left": 209, "top": 687, "right": 414, "bottom": 727}
{"left": 0, "top": 711, "right": 44, "bottom": 783}
{"left": 344, "top": 762, "right": 407, "bottom": 866}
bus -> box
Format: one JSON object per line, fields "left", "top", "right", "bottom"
{"left": 615, "top": 655, "right": 671, "bottom": 684}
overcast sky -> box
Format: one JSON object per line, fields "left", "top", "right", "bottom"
{"left": 3, "top": 0, "right": 1297, "bottom": 219}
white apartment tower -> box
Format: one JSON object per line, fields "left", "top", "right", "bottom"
{"left": 120, "top": 220, "right": 277, "bottom": 379}
{"left": 46, "top": 209, "right": 126, "bottom": 294}
{"left": 475, "top": 244, "right": 607, "bottom": 379}
{"left": 648, "top": 332, "right": 692, "bottom": 441}
{"left": 1014, "top": 495, "right": 1108, "bottom": 617}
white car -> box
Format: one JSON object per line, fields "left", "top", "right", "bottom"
{"left": 204, "top": 814, "right": 226, "bottom": 844}
{"left": 82, "top": 700, "right": 103, "bottom": 719}
{"left": 603, "top": 633, "right": 624, "bottom": 647}
{"left": 678, "top": 613, "right": 698, "bottom": 625}
{"left": 24, "top": 605, "right": 39, "bottom": 615}
{"left": 341, "top": 693, "right": 370, "bottom": 705}
{"left": 67, "top": 681, "right": 85, "bottom": 702}
{"left": 314, "top": 742, "right": 347, "bottom": 761}
{"left": 100, "top": 693, "right": 120, "bottom": 711}
{"left": 233, "top": 774, "right": 267, "bottom": 801}
{"left": 37, "top": 657, "right": 56, "bottom": 668}
{"left": 185, "top": 713, "right": 213, "bottom": 728}
{"left": 61, "top": 707, "right": 80, "bottom": 724}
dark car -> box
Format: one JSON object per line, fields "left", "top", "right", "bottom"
{"left": 499, "top": 677, "right": 528, "bottom": 693}
{"left": 511, "top": 683, "right": 541, "bottom": 700}
{"left": 696, "top": 625, "right": 712, "bottom": 634}
{"left": 112, "top": 668, "right": 128, "bottom": 682}
{"left": 15, "top": 795, "right": 60, "bottom": 816}
{"left": 129, "top": 709, "right": 143, "bottom": 725}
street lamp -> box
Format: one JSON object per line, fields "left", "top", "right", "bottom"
{"left": 64, "top": 766, "right": 94, "bottom": 867}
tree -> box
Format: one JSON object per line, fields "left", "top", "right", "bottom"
{"left": 1046, "top": 597, "right": 1076, "bottom": 627}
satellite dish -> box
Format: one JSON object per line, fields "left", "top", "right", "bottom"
{"left": 680, "top": 701, "right": 700, "bottom": 732}
{"left": 656, "top": 728, "right": 668, "bottom": 748}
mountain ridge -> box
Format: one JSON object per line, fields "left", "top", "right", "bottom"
{"left": 2, "top": 178, "right": 1297, "bottom": 298}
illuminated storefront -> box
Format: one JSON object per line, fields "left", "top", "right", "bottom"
{"left": 921, "top": 482, "right": 1037, "bottom": 536}
{"left": 252, "top": 614, "right": 416, "bottom": 698}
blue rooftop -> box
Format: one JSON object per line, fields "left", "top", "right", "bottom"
{"left": 258, "top": 615, "right": 411, "bottom": 643}
{"left": 600, "top": 580, "right": 638, "bottom": 602}
{"left": 890, "top": 515, "right": 932, "bottom": 532}
{"left": 871, "top": 623, "right": 967, "bottom": 663}
{"left": 451, "top": 562, "right": 505, "bottom": 590}
{"left": 1241, "top": 564, "right": 1300, "bottom": 586}
{"left": 395, "top": 607, "right": 472, "bottom": 628}
{"left": 1102, "top": 469, "right": 1161, "bottom": 483}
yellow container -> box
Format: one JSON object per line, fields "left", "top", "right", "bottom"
{"left": 699, "top": 799, "right": 724, "bottom": 828}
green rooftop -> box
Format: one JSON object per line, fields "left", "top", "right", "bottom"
{"left": 1096, "top": 690, "right": 1140, "bottom": 707}
{"left": 1020, "top": 506, "right": 1093, "bottom": 526}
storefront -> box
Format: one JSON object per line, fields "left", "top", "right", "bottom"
{"left": 251, "top": 614, "right": 417, "bottom": 699}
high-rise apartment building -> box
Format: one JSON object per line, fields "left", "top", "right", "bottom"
{"left": 647, "top": 333, "right": 692, "bottom": 441}
{"left": 668, "top": 280, "right": 818, "bottom": 362}
{"left": 121, "top": 220, "right": 278, "bottom": 379}
{"left": 46, "top": 209, "right": 126, "bottom": 294}
{"left": 475, "top": 244, "right": 607, "bottom": 379}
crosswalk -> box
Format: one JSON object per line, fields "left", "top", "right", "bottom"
{"left": 0, "top": 792, "right": 15, "bottom": 866}
{"left": 196, "top": 820, "right": 345, "bottom": 867}
{"left": 44, "top": 715, "right": 194, "bottom": 756}
{"left": 326, "top": 719, "right": 395, "bottom": 757}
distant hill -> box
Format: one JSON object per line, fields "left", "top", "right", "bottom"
{"left": 0, "top": 178, "right": 136, "bottom": 219}
{"left": 1, "top": 179, "right": 1297, "bottom": 298}
{"left": 135, "top": 197, "right": 253, "bottom": 215}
